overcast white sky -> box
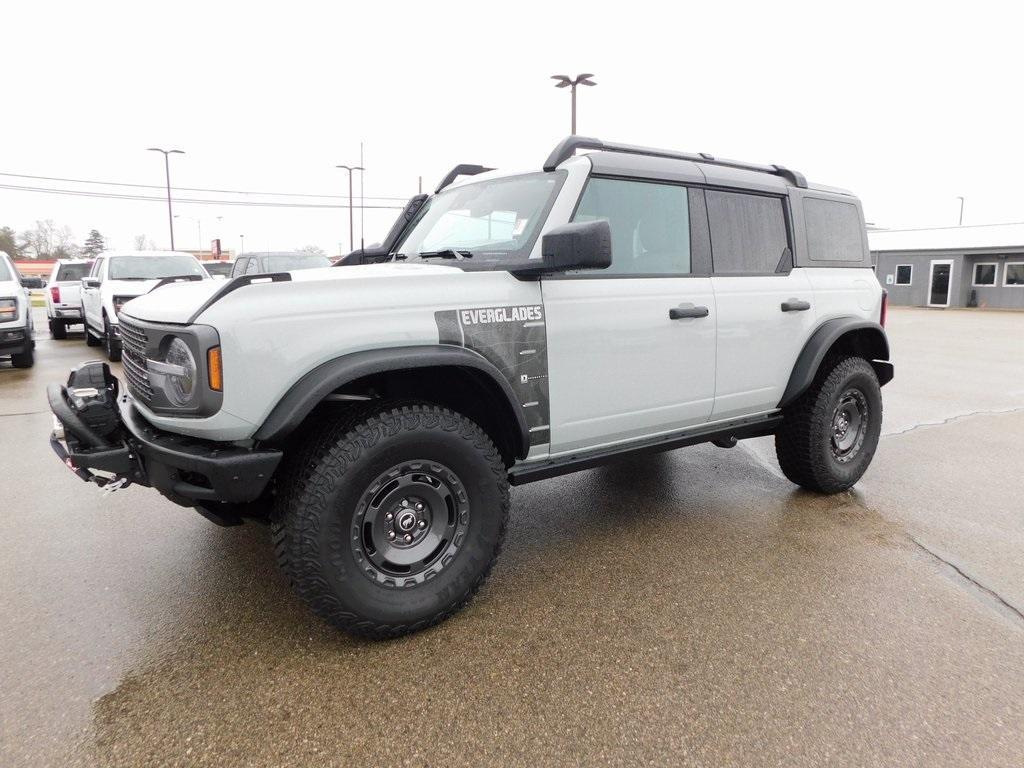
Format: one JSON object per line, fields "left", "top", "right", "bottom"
{"left": 3, "top": 1, "right": 1022, "bottom": 255}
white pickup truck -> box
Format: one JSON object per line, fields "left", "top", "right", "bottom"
{"left": 45, "top": 259, "right": 93, "bottom": 339}
{"left": 80, "top": 251, "right": 210, "bottom": 361}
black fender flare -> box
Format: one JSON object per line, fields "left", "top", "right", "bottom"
{"left": 253, "top": 345, "right": 531, "bottom": 456}
{"left": 778, "top": 318, "right": 893, "bottom": 409}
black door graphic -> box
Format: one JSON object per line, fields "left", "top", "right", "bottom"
{"left": 929, "top": 262, "right": 951, "bottom": 306}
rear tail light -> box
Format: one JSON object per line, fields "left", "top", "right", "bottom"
{"left": 50, "top": 286, "right": 61, "bottom": 304}
{"left": 880, "top": 290, "right": 888, "bottom": 327}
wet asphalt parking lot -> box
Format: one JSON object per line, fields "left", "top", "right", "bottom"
{"left": 2, "top": 306, "right": 1024, "bottom": 767}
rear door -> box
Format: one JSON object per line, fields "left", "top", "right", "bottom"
{"left": 707, "top": 189, "right": 816, "bottom": 420}
{"left": 542, "top": 175, "right": 717, "bottom": 455}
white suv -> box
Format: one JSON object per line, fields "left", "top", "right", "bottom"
{"left": 49, "top": 137, "right": 893, "bottom": 638}
{"left": 1, "top": 251, "right": 34, "bottom": 368}
{"left": 80, "top": 251, "right": 210, "bottom": 361}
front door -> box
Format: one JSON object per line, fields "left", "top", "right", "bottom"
{"left": 543, "top": 176, "right": 716, "bottom": 455}
{"left": 82, "top": 257, "right": 104, "bottom": 330}
{"left": 928, "top": 259, "right": 953, "bottom": 307}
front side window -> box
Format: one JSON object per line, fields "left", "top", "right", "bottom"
{"left": 108, "top": 255, "right": 205, "bottom": 280}
{"left": 572, "top": 177, "right": 691, "bottom": 275}
{"left": 1005, "top": 263, "right": 1024, "bottom": 286}
{"left": 972, "top": 263, "right": 997, "bottom": 286}
{"left": 395, "top": 172, "right": 564, "bottom": 266}
{"left": 895, "top": 265, "right": 913, "bottom": 285}
{"left": 707, "top": 190, "right": 789, "bottom": 274}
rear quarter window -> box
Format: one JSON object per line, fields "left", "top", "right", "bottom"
{"left": 803, "top": 197, "right": 865, "bottom": 263}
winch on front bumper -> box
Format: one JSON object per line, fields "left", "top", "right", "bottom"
{"left": 47, "top": 361, "right": 282, "bottom": 520}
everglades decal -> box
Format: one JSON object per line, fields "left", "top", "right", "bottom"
{"left": 435, "top": 304, "right": 550, "bottom": 447}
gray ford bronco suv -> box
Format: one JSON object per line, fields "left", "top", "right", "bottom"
{"left": 48, "top": 137, "right": 893, "bottom": 638}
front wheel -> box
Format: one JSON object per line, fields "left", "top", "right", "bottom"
{"left": 11, "top": 346, "right": 34, "bottom": 369}
{"left": 775, "top": 356, "right": 882, "bottom": 494}
{"left": 104, "top": 318, "right": 121, "bottom": 362}
{"left": 272, "top": 403, "right": 510, "bottom": 639}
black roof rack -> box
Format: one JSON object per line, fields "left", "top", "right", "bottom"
{"left": 543, "top": 136, "right": 807, "bottom": 188}
{"left": 435, "top": 164, "right": 495, "bottom": 193}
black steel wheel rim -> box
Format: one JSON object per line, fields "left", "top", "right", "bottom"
{"left": 351, "top": 460, "right": 470, "bottom": 587}
{"left": 830, "top": 388, "right": 868, "bottom": 463}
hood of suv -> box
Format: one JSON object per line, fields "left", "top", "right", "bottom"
{"left": 121, "top": 262, "right": 461, "bottom": 324}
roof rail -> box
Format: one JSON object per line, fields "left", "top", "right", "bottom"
{"left": 543, "top": 136, "right": 807, "bottom": 188}
{"left": 435, "top": 164, "right": 495, "bottom": 193}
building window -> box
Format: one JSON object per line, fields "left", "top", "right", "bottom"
{"left": 972, "top": 263, "right": 998, "bottom": 286}
{"left": 1005, "top": 263, "right": 1024, "bottom": 286}
{"left": 895, "top": 264, "right": 913, "bottom": 285}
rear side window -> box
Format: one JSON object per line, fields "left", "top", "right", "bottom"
{"left": 804, "top": 198, "right": 864, "bottom": 263}
{"left": 0, "top": 258, "right": 11, "bottom": 282}
{"left": 572, "top": 177, "right": 691, "bottom": 275}
{"left": 56, "top": 262, "right": 91, "bottom": 281}
{"left": 707, "top": 190, "right": 789, "bottom": 274}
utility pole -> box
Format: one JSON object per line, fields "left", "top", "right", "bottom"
{"left": 551, "top": 73, "right": 597, "bottom": 134}
{"left": 239, "top": 234, "right": 245, "bottom": 256}
{"left": 147, "top": 147, "right": 185, "bottom": 249}
{"left": 336, "top": 163, "right": 365, "bottom": 252}
{"left": 956, "top": 196, "right": 965, "bottom": 226}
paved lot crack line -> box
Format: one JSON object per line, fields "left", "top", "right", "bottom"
{"left": 0, "top": 409, "right": 50, "bottom": 418}
{"left": 910, "top": 536, "right": 1024, "bottom": 630}
{"left": 884, "top": 405, "right": 1024, "bottom": 438}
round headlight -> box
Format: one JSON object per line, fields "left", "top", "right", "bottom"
{"left": 164, "top": 337, "right": 197, "bottom": 406}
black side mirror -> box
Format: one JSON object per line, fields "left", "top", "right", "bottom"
{"left": 511, "top": 220, "right": 612, "bottom": 277}
{"left": 82, "top": 277, "right": 100, "bottom": 289}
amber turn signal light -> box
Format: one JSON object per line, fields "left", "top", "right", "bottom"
{"left": 207, "top": 347, "right": 223, "bottom": 391}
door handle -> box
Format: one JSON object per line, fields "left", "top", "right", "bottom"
{"left": 781, "top": 299, "right": 811, "bottom": 312}
{"left": 669, "top": 304, "right": 709, "bottom": 320}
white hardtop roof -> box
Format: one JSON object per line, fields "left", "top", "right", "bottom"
{"left": 869, "top": 222, "right": 1024, "bottom": 253}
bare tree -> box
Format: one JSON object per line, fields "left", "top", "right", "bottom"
{"left": 133, "top": 235, "right": 158, "bottom": 250}
{"left": 297, "top": 244, "right": 327, "bottom": 257}
{"left": 18, "top": 219, "right": 79, "bottom": 259}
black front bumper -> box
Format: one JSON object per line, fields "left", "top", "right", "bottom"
{"left": 0, "top": 326, "right": 31, "bottom": 355}
{"left": 49, "top": 374, "right": 281, "bottom": 508}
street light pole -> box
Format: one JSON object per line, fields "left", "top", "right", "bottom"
{"left": 956, "top": 196, "right": 965, "bottom": 226}
{"left": 336, "top": 163, "right": 365, "bottom": 252}
{"left": 551, "top": 73, "right": 597, "bottom": 134}
{"left": 239, "top": 234, "right": 245, "bottom": 256}
{"left": 147, "top": 147, "right": 185, "bottom": 249}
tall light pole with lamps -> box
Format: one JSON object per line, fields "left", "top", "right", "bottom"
{"left": 147, "top": 147, "right": 185, "bottom": 249}
{"left": 550, "top": 73, "right": 597, "bottom": 134}
{"left": 336, "top": 163, "right": 365, "bottom": 252}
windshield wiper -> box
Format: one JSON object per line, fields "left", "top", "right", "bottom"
{"left": 417, "top": 249, "right": 473, "bottom": 260}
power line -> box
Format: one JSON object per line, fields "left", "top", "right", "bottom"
{"left": 0, "top": 171, "right": 411, "bottom": 202}
{"left": 0, "top": 183, "right": 405, "bottom": 209}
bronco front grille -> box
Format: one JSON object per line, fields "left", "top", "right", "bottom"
{"left": 118, "top": 318, "right": 153, "bottom": 402}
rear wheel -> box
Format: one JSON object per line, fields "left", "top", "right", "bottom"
{"left": 104, "top": 317, "right": 121, "bottom": 362}
{"left": 775, "top": 356, "right": 882, "bottom": 494}
{"left": 272, "top": 402, "right": 509, "bottom": 639}
{"left": 49, "top": 319, "right": 67, "bottom": 339}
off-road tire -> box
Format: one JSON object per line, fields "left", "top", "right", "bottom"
{"left": 104, "top": 317, "right": 121, "bottom": 362}
{"left": 775, "top": 356, "right": 882, "bottom": 494}
{"left": 49, "top": 319, "right": 67, "bottom": 340}
{"left": 11, "top": 346, "right": 34, "bottom": 368}
{"left": 271, "top": 402, "right": 510, "bottom": 639}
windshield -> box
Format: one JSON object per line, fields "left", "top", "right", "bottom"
{"left": 203, "top": 261, "right": 233, "bottom": 276}
{"left": 395, "top": 172, "right": 565, "bottom": 264}
{"left": 265, "top": 254, "right": 331, "bottom": 271}
{"left": 56, "top": 262, "right": 92, "bottom": 281}
{"left": 108, "top": 255, "right": 206, "bottom": 280}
